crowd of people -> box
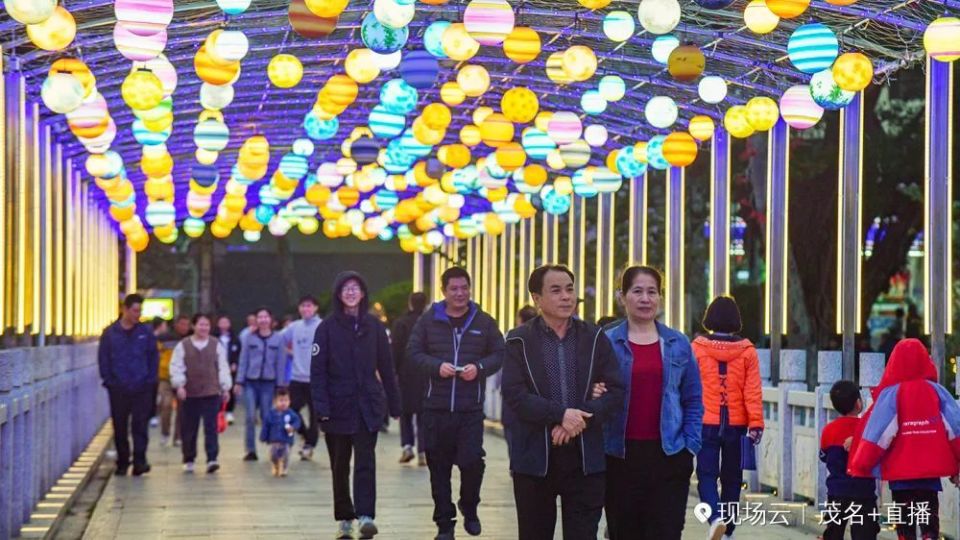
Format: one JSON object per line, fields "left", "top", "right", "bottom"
{"left": 96, "top": 264, "right": 958, "bottom": 540}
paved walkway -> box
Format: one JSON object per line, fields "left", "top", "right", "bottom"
{"left": 83, "top": 415, "right": 817, "bottom": 539}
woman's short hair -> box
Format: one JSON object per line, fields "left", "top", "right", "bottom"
{"left": 619, "top": 265, "right": 663, "bottom": 293}
{"left": 701, "top": 295, "right": 742, "bottom": 334}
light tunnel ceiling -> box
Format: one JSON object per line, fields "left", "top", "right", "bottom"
{"left": 1, "top": 0, "right": 957, "bottom": 251}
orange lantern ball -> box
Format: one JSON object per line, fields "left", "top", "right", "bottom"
{"left": 662, "top": 132, "right": 699, "bottom": 167}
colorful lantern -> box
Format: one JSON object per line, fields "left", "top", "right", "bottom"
{"left": 662, "top": 132, "right": 698, "bottom": 167}
{"left": 457, "top": 65, "right": 491, "bottom": 97}
{"left": 832, "top": 52, "right": 873, "bottom": 91}
{"left": 581, "top": 90, "right": 607, "bottom": 116}
{"left": 546, "top": 52, "right": 574, "bottom": 85}
{"left": 424, "top": 21, "right": 451, "bottom": 58}
{"left": 122, "top": 69, "right": 164, "bottom": 111}
{"left": 41, "top": 73, "right": 85, "bottom": 114}
{"left": 268, "top": 54, "right": 303, "bottom": 88}
{"left": 688, "top": 115, "right": 715, "bottom": 141}
{"left": 26, "top": 6, "right": 76, "bottom": 51}
{"left": 522, "top": 128, "right": 557, "bottom": 160}
{"left": 598, "top": 75, "right": 626, "bottom": 101}
{"left": 645, "top": 96, "right": 678, "bottom": 129}
{"left": 305, "top": 0, "right": 348, "bottom": 17}
{"left": 501, "top": 87, "right": 539, "bottom": 123}
{"left": 651, "top": 34, "right": 680, "bottom": 64}
{"left": 5, "top": 0, "right": 56, "bottom": 25}
{"left": 464, "top": 0, "right": 516, "bottom": 46}
{"left": 289, "top": 0, "right": 337, "bottom": 38}
{"left": 480, "top": 113, "right": 515, "bottom": 147}
{"left": 809, "top": 69, "right": 855, "bottom": 110}
{"left": 578, "top": 0, "right": 612, "bottom": 8}
{"left": 503, "top": 26, "right": 541, "bottom": 64}
{"left": 442, "top": 23, "right": 480, "bottom": 61}
{"left": 547, "top": 112, "right": 583, "bottom": 146}
{"left": 218, "top": 0, "right": 253, "bottom": 15}
{"left": 399, "top": 50, "right": 439, "bottom": 89}
{"left": 724, "top": 106, "right": 755, "bottom": 138}
{"left": 924, "top": 17, "right": 960, "bottom": 62}
{"left": 779, "top": 85, "right": 823, "bottom": 130}
{"left": 584, "top": 124, "right": 608, "bottom": 147}
{"left": 373, "top": 0, "right": 415, "bottom": 29}
{"left": 115, "top": 0, "right": 174, "bottom": 36}
{"left": 667, "top": 44, "right": 705, "bottom": 82}
{"left": 697, "top": 76, "right": 727, "bottom": 104}
{"left": 787, "top": 23, "right": 839, "bottom": 74}
{"left": 345, "top": 49, "right": 380, "bottom": 84}
{"left": 380, "top": 79, "right": 419, "bottom": 114}
{"left": 440, "top": 82, "right": 466, "bottom": 106}
{"left": 361, "top": 12, "right": 409, "bottom": 54}
{"left": 562, "top": 46, "right": 598, "bottom": 82}
{"left": 559, "top": 140, "right": 591, "bottom": 169}
{"left": 745, "top": 96, "right": 779, "bottom": 131}
{"left": 194, "top": 46, "right": 240, "bottom": 85}
{"left": 637, "top": 0, "right": 681, "bottom": 35}
{"left": 743, "top": 0, "right": 779, "bottom": 34}
{"left": 460, "top": 125, "right": 483, "bottom": 146}
{"left": 113, "top": 22, "right": 167, "bottom": 62}
{"left": 603, "top": 11, "right": 635, "bottom": 42}
{"left": 765, "top": 0, "right": 809, "bottom": 19}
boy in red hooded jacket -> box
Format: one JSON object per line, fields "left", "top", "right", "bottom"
{"left": 848, "top": 339, "right": 960, "bottom": 539}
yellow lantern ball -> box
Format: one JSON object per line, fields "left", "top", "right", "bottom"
{"left": 473, "top": 106, "right": 494, "bottom": 126}
{"left": 765, "top": 0, "right": 809, "bottom": 19}
{"left": 141, "top": 152, "right": 173, "bottom": 178}
{"left": 667, "top": 45, "right": 706, "bottom": 83}
{"left": 514, "top": 196, "right": 537, "bottom": 218}
{"left": 440, "top": 82, "right": 466, "bottom": 106}
{"left": 495, "top": 142, "right": 527, "bottom": 171}
{"left": 438, "top": 144, "right": 472, "bottom": 168}
{"left": 26, "top": 6, "right": 76, "bottom": 52}
{"left": 413, "top": 117, "right": 446, "bottom": 145}
{"left": 832, "top": 52, "right": 874, "bottom": 91}
{"left": 745, "top": 96, "right": 779, "bottom": 131}
{"left": 744, "top": 0, "right": 779, "bottom": 35}
{"left": 484, "top": 213, "right": 506, "bottom": 236}
{"left": 486, "top": 186, "right": 509, "bottom": 202}
{"left": 210, "top": 221, "right": 232, "bottom": 239}
{"left": 268, "top": 54, "right": 303, "bottom": 88}
{"left": 501, "top": 87, "right": 539, "bottom": 124}
{"left": 305, "top": 0, "right": 349, "bottom": 17}
{"left": 442, "top": 23, "right": 480, "bottom": 62}
{"left": 688, "top": 115, "right": 715, "bottom": 141}
{"left": 194, "top": 46, "right": 241, "bottom": 85}
{"left": 325, "top": 74, "right": 360, "bottom": 108}
{"left": 523, "top": 164, "right": 548, "bottom": 187}
{"left": 546, "top": 52, "right": 574, "bottom": 85}
{"left": 578, "top": 0, "right": 612, "bottom": 8}
{"left": 480, "top": 113, "right": 515, "bottom": 148}
{"left": 127, "top": 232, "right": 150, "bottom": 252}
{"left": 662, "top": 132, "right": 699, "bottom": 167}
{"left": 561, "top": 46, "right": 598, "bottom": 82}
{"left": 460, "top": 125, "right": 483, "bottom": 147}
{"left": 724, "top": 105, "right": 756, "bottom": 139}
{"left": 111, "top": 205, "right": 137, "bottom": 223}
{"left": 50, "top": 58, "right": 95, "bottom": 98}
{"left": 924, "top": 18, "right": 960, "bottom": 63}
{"left": 503, "top": 26, "right": 541, "bottom": 64}
{"left": 122, "top": 70, "right": 164, "bottom": 111}
{"left": 423, "top": 103, "right": 452, "bottom": 130}
{"left": 605, "top": 149, "right": 620, "bottom": 173}
{"left": 345, "top": 48, "right": 380, "bottom": 84}
{"left": 534, "top": 111, "right": 554, "bottom": 132}
{"left": 457, "top": 65, "right": 490, "bottom": 97}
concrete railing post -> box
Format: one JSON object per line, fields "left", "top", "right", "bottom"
{"left": 815, "top": 351, "right": 842, "bottom": 508}
{"left": 858, "top": 353, "right": 885, "bottom": 407}
{"left": 778, "top": 350, "right": 807, "bottom": 501}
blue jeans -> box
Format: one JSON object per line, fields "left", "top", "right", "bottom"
{"left": 696, "top": 425, "right": 747, "bottom": 533}
{"left": 243, "top": 380, "right": 275, "bottom": 453}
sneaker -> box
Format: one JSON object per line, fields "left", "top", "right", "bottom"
{"left": 132, "top": 463, "right": 151, "bottom": 476}
{"left": 183, "top": 462, "right": 195, "bottom": 474}
{"left": 226, "top": 412, "right": 235, "bottom": 425}
{"left": 708, "top": 520, "right": 727, "bottom": 540}
{"left": 417, "top": 453, "right": 427, "bottom": 467}
{"left": 207, "top": 461, "right": 220, "bottom": 474}
{"left": 299, "top": 446, "right": 314, "bottom": 461}
{"left": 434, "top": 532, "right": 455, "bottom": 540}
{"left": 149, "top": 417, "right": 159, "bottom": 428}
{"left": 458, "top": 504, "right": 481, "bottom": 536}
{"left": 336, "top": 520, "right": 354, "bottom": 539}
{"left": 358, "top": 516, "right": 378, "bottom": 539}
{"left": 114, "top": 465, "right": 128, "bottom": 476}
{"left": 399, "top": 446, "right": 415, "bottom": 464}
{"left": 243, "top": 452, "right": 258, "bottom": 461}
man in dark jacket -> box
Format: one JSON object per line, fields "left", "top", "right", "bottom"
{"left": 408, "top": 267, "right": 505, "bottom": 540}
{"left": 98, "top": 293, "right": 159, "bottom": 476}
{"left": 391, "top": 291, "right": 429, "bottom": 465}
{"left": 502, "top": 265, "right": 624, "bottom": 540}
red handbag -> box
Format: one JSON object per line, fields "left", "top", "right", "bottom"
{"left": 217, "top": 400, "right": 228, "bottom": 434}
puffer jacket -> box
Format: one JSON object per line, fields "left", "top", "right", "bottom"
{"left": 691, "top": 336, "right": 764, "bottom": 429}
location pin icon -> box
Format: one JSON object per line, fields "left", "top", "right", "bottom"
{"left": 693, "top": 502, "right": 712, "bottom": 524}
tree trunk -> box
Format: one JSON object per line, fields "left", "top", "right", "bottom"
{"left": 277, "top": 236, "right": 300, "bottom": 311}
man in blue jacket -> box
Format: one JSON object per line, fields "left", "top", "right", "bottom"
{"left": 98, "top": 294, "right": 159, "bottom": 476}
{"left": 408, "top": 267, "right": 505, "bottom": 540}
{"left": 502, "top": 265, "right": 624, "bottom": 540}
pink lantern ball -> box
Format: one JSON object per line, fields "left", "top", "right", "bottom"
{"left": 114, "top": 21, "right": 167, "bottom": 62}
{"left": 114, "top": 0, "right": 173, "bottom": 36}
{"left": 546, "top": 111, "right": 583, "bottom": 146}
{"left": 779, "top": 85, "right": 824, "bottom": 130}
{"left": 66, "top": 93, "right": 110, "bottom": 129}
{"left": 463, "top": 0, "right": 516, "bottom": 46}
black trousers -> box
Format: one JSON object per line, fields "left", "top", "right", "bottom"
{"left": 605, "top": 440, "right": 694, "bottom": 540}
{"left": 180, "top": 395, "right": 220, "bottom": 463}
{"left": 822, "top": 496, "right": 880, "bottom": 540}
{"left": 512, "top": 444, "right": 605, "bottom": 540}
{"left": 423, "top": 410, "right": 486, "bottom": 530}
{"left": 892, "top": 489, "right": 939, "bottom": 539}
{"left": 325, "top": 430, "right": 379, "bottom": 520}
{"left": 108, "top": 388, "right": 153, "bottom": 468}
{"left": 289, "top": 381, "right": 319, "bottom": 448}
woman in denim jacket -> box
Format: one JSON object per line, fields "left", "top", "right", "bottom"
{"left": 595, "top": 265, "right": 703, "bottom": 540}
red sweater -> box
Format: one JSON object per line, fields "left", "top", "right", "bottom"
{"left": 625, "top": 341, "right": 662, "bottom": 440}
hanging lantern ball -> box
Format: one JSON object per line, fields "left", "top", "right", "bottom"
{"left": 345, "top": 49, "right": 381, "bottom": 84}
{"left": 558, "top": 140, "right": 591, "bottom": 169}
{"left": 645, "top": 95, "right": 679, "bottom": 129}
{"left": 464, "top": 0, "right": 516, "bottom": 46}
{"left": 521, "top": 128, "right": 556, "bottom": 160}
{"left": 480, "top": 113, "right": 515, "bottom": 147}
{"left": 562, "top": 46, "right": 598, "bottom": 82}
{"left": 546, "top": 52, "right": 574, "bottom": 85}
{"left": 546, "top": 112, "right": 583, "bottom": 146}
{"left": 195, "top": 46, "right": 240, "bottom": 85}
{"left": 373, "top": 0, "right": 415, "bottom": 29}
{"left": 787, "top": 23, "right": 839, "bottom": 74}
{"left": 697, "top": 75, "right": 727, "bottom": 104}
{"left": 268, "top": 54, "right": 303, "bottom": 88}
{"left": 501, "top": 87, "right": 539, "bottom": 124}
{"left": 743, "top": 0, "right": 779, "bottom": 34}
{"left": 808, "top": 69, "right": 855, "bottom": 110}
{"left": 424, "top": 21, "right": 451, "bottom": 58}
{"left": 289, "top": 0, "right": 337, "bottom": 39}
{"left": 779, "top": 85, "right": 823, "bottom": 130}
{"left": 442, "top": 23, "right": 480, "bottom": 61}
{"left": 534, "top": 112, "right": 554, "bottom": 132}
{"left": 194, "top": 119, "right": 231, "bottom": 152}
{"left": 368, "top": 105, "right": 406, "bottom": 139}
{"left": 460, "top": 125, "right": 483, "bottom": 147}
{"left": 646, "top": 136, "right": 670, "bottom": 170}
{"left": 50, "top": 58, "right": 96, "bottom": 98}
{"left": 380, "top": 78, "right": 419, "bottom": 114}
{"left": 495, "top": 142, "right": 527, "bottom": 171}
{"left": 662, "top": 132, "right": 699, "bottom": 167}
{"left": 695, "top": 0, "right": 734, "bottom": 8}
{"left": 651, "top": 34, "right": 680, "bottom": 64}
{"left": 745, "top": 96, "right": 779, "bottom": 131}
{"left": 399, "top": 50, "right": 439, "bottom": 89}
{"left": 212, "top": 30, "right": 250, "bottom": 62}
{"left": 138, "top": 54, "right": 178, "bottom": 96}
{"left": 41, "top": 73, "right": 85, "bottom": 114}
{"left": 113, "top": 22, "right": 167, "bottom": 62}
{"left": 688, "top": 115, "right": 715, "bottom": 141}
{"left": 581, "top": 90, "right": 607, "bottom": 116}
{"left": 457, "top": 65, "right": 491, "bottom": 97}
{"left": 584, "top": 124, "right": 608, "bottom": 147}
{"left": 432, "top": 84, "right": 463, "bottom": 109}
{"left": 304, "top": 0, "right": 348, "bottom": 17}
{"left": 832, "top": 52, "right": 874, "bottom": 91}
{"left": 667, "top": 44, "right": 706, "bottom": 82}
{"left": 603, "top": 11, "right": 635, "bottom": 42}
{"left": 637, "top": 0, "right": 681, "bottom": 35}
{"left": 218, "top": 0, "right": 253, "bottom": 15}
{"left": 361, "top": 12, "right": 409, "bottom": 54}
{"left": 5, "top": 0, "right": 56, "bottom": 25}
{"left": 115, "top": 0, "right": 174, "bottom": 36}
{"left": 924, "top": 17, "right": 960, "bottom": 63}
{"left": 578, "top": 0, "right": 612, "bottom": 8}
{"left": 616, "top": 148, "right": 644, "bottom": 178}
{"left": 598, "top": 75, "right": 626, "bottom": 102}
{"left": 351, "top": 137, "right": 381, "bottom": 166}
{"left": 503, "top": 26, "right": 541, "bottom": 64}
{"left": 724, "top": 106, "right": 755, "bottom": 138}
{"left": 412, "top": 117, "right": 445, "bottom": 145}
{"left": 765, "top": 0, "right": 809, "bottom": 19}
{"left": 26, "top": 6, "right": 76, "bottom": 51}
{"left": 200, "top": 82, "right": 234, "bottom": 111}
{"left": 122, "top": 69, "right": 164, "bottom": 111}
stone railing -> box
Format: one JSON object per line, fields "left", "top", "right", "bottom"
{"left": 0, "top": 343, "right": 109, "bottom": 538}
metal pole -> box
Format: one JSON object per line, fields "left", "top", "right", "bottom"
{"left": 925, "top": 57, "right": 954, "bottom": 380}
{"left": 838, "top": 92, "right": 864, "bottom": 382}
{"left": 710, "top": 129, "right": 731, "bottom": 298}
{"left": 767, "top": 121, "right": 791, "bottom": 385}
{"left": 666, "top": 167, "right": 686, "bottom": 331}
{"left": 595, "top": 194, "right": 614, "bottom": 322}
{"left": 629, "top": 171, "right": 648, "bottom": 265}
{"left": 569, "top": 197, "right": 586, "bottom": 318}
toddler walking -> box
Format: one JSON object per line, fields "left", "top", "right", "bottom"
{"left": 260, "top": 388, "right": 302, "bottom": 477}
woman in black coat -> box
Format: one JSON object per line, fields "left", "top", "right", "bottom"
{"left": 391, "top": 291, "right": 429, "bottom": 465}
{"left": 312, "top": 271, "right": 401, "bottom": 540}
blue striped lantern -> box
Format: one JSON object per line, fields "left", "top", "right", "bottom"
{"left": 571, "top": 169, "right": 598, "bottom": 198}
{"left": 512, "top": 168, "right": 539, "bottom": 194}
{"left": 193, "top": 119, "right": 230, "bottom": 152}
{"left": 787, "top": 23, "right": 839, "bottom": 74}
{"left": 374, "top": 189, "right": 399, "bottom": 211}
{"left": 368, "top": 105, "right": 407, "bottom": 139}
{"left": 581, "top": 90, "right": 608, "bottom": 116}
{"left": 145, "top": 201, "right": 176, "bottom": 227}
{"left": 132, "top": 118, "right": 170, "bottom": 146}
{"left": 279, "top": 153, "right": 309, "bottom": 180}
{"left": 258, "top": 185, "right": 280, "bottom": 206}
{"left": 293, "top": 138, "right": 315, "bottom": 157}
{"left": 191, "top": 163, "right": 220, "bottom": 187}
{"left": 254, "top": 204, "right": 275, "bottom": 225}
{"left": 399, "top": 129, "right": 432, "bottom": 158}
{"left": 521, "top": 128, "right": 556, "bottom": 160}
{"left": 303, "top": 112, "right": 339, "bottom": 140}
{"left": 352, "top": 137, "right": 382, "bottom": 166}
{"left": 646, "top": 135, "right": 670, "bottom": 170}
{"left": 424, "top": 21, "right": 450, "bottom": 58}
{"left": 592, "top": 166, "right": 624, "bottom": 193}
{"left": 399, "top": 50, "right": 439, "bottom": 90}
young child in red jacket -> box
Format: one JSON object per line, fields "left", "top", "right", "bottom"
{"left": 849, "top": 339, "right": 960, "bottom": 540}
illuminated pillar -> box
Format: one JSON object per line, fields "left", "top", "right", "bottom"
{"left": 837, "top": 92, "right": 864, "bottom": 381}
{"left": 37, "top": 123, "right": 50, "bottom": 343}
{"left": 0, "top": 52, "right": 5, "bottom": 335}
{"left": 14, "top": 72, "right": 26, "bottom": 335}
{"left": 628, "top": 171, "right": 648, "bottom": 265}
{"left": 541, "top": 212, "right": 559, "bottom": 264}
{"left": 766, "top": 120, "right": 791, "bottom": 384}
{"left": 595, "top": 193, "right": 616, "bottom": 322}
{"left": 665, "top": 167, "right": 686, "bottom": 331}
{"left": 485, "top": 233, "right": 498, "bottom": 317}
{"left": 710, "top": 130, "right": 731, "bottom": 298}
{"left": 517, "top": 218, "right": 532, "bottom": 310}
{"left": 412, "top": 253, "right": 424, "bottom": 293}
{"left": 568, "top": 197, "right": 586, "bottom": 319}
{"left": 505, "top": 223, "right": 517, "bottom": 325}
{"left": 54, "top": 146, "right": 64, "bottom": 337}
{"left": 925, "top": 58, "right": 954, "bottom": 377}
{"left": 499, "top": 228, "right": 510, "bottom": 331}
